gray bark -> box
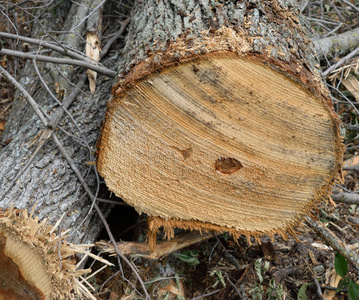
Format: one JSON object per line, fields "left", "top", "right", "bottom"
{"left": 118, "top": 0, "right": 323, "bottom": 96}
{"left": 99, "top": 0, "right": 341, "bottom": 240}
{"left": 313, "top": 26, "right": 359, "bottom": 60}
{"left": 0, "top": 0, "right": 119, "bottom": 244}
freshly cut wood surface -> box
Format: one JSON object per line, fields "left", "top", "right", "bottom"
{"left": 0, "top": 209, "right": 95, "bottom": 299}
{"left": 0, "top": 231, "right": 52, "bottom": 299}
{"left": 98, "top": 53, "right": 340, "bottom": 236}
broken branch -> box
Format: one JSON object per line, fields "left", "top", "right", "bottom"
{"left": 0, "top": 48, "right": 117, "bottom": 77}
{"left": 331, "top": 191, "right": 359, "bottom": 205}
{"left": 0, "top": 32, "right": 97, "bottom": 63}
{"left": 96, "top": 231, "right": 214, "bottom": 259}
{"left": 305, "top": 216, "right": 359, "bottom": 270}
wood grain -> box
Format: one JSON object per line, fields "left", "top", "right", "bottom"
{"left": 98, "top": 55, "right": 339, "bottom": 235}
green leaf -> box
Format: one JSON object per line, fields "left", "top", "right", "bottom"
{"left": 263, "top": 260, "right": 270, "bottom": 274}
{"left": 254, "top": 259, "right": 264, "bottom": 283}
{"left": 335, "top": 252, "right": 348, "bottom": 277}
{"left": 210, "top": 269, "right": 226, "bottom": 288}
{"left": 349, "top": 281, "right": 359, "bottom": 300}
{"left": 173, "top": 250, "right": 200, "bottom": 266}
{"left": 297, "top": 283, "right": 308, "bottom": 300}
{"left": 349, "top": 205, "right": 357, "bottom": 214}
{"left": 249, "top": 285, "right": 264, "bottom": 300}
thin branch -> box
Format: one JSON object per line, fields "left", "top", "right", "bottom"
{"left": 96, "top": 198, "right": 129, "bottom": 206}
{"left": 327, "top": 83, "right": 359, "bottom": 115}
{"left": 0, "top": 32, "right": 99, "bottom": 63}
{"left": 2, "top": 0, "right": 30, "bottom": 12}
{"left": 306, "top": 260, "right": 323, "bottom": 299}
{"left": 305, "top": 216, "right": 359, "bottom": 270}
{"left": 323, "top": 47, "right": 359, "bottom": 76}
{"left": 0, "top": 67, "right": 87, "bottom": 201}
{"left": 214, "top": 235, "right": 241, "bottom": 270}
{"left": 225, "top": 274, "right": 242, "bottom": 298}
{"left": 70, "top": 0, "right": 106, "bottom": 32}
{"left": 0, "top": 10, "right": 18, "bottom": 34}
{"left": 343, "top": 124, "right": 359, "bottom": 132}
{"left": 33, "top": 60, "right": 101, "bottom": 213}
{"left": 0, "top": 127, "right": 52, "bottom": 201}
{"left": 0, "top": 48, "right": 117, "bottom": 77}
{"left": 341, "top": 0, "right": 359, "bottom": 12}
{"left": 331, "top": 192, "right": 359, "bottom": 204}
{"left": 191, "top": 289, "right": 221, "bottom": 300}
{"left": 101, "top": 18, "right": 130, "bottom": 59}
{"left": 0, "top": 64, "right": 150, "bottom": 300}
{"left": 0, "top": 104, "right": 11, "bottom": 119}
{"left": 2, "top": 1, "right": 65, "bottom": 49}
{"left": 314, "top": 275, "right": 323, "bottom": 299}
{"left": 342, "top": 164, "right": 359, "bottom": 172}
{"left": 0, "top": 65, "right": 47, "bottom": 124}
{"left": 55, "top": 66, "right": 89, "bottom": 97}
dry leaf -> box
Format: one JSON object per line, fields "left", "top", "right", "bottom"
{"left": 308, "top": 249, "right": 319, "bottom": 265}
{"left": 342, "top": 154, "right": 359, "bottom": 177}
{"left": 160, "top": 279, "right": 186, "bottom": 298}
{"left": 323, "top": 268, "right": 342, "bottom": 300}
{"left": 55, "top": 82, "right": 64, "bottom": 101}
{"left": 311, "top": 242, "right": 331, "bottom": 251}
{"left": 0, "top": 120, "right": 5, "bottom": 131}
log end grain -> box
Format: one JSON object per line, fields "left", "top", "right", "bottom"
{"left": 0, "top": 209, "right": 92, "bottom": 299}
{"left": 98, "top": 52, "right": 343, "bottom": 239}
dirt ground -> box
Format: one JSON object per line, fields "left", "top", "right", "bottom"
{"left": 89, "top": 198, "right": 359, "bottom": 299}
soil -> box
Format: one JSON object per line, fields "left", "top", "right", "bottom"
{"left": 92, "top": 198, "right": 359, "bottom": 299}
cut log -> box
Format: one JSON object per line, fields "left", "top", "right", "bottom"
{"left": 0, "top": 208, "right": 95, "bottom": 299}
{"left": 97, "top": 0, "right": 343, "bottom": 241}
{"left": 0, "top": 0, "right": 114, "bottom": 246}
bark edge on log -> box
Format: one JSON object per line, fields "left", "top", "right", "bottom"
{"left": 97, "top": 0, "right": 343, "bottom": 242}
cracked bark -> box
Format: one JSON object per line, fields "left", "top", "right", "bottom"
{"left": 0, "top": 1, "right": 116, "bottom": 244}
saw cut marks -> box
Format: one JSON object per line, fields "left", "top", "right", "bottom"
{"left": 98, "top": 54, "right": 339, "bottom": 236}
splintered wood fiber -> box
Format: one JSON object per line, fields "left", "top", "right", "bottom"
{"left": 97, "top": 0, "right": 342, "bottom": 237}
{"left": 99, "top": 55, "right": 340, "bottom": 234}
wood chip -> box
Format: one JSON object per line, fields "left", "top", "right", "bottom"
{"left": 342, "top": 75, "right": 359, "bottom": 102}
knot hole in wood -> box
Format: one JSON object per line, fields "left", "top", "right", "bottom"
{"left": 214, "top": 157, "right": 243, "bottom": 174}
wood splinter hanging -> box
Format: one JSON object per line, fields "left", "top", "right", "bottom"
{"left": 0, "top": 208, "right": 106, "bottom": 299}
{"left": 97, "top": 0, "right": 343, "bottom": 250}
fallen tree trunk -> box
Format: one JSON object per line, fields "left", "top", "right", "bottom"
{"left": 0, "top": 0, "right": 114, "bottom": 245}
{"left": 98, "top": 0, "right": 343, "bottom": 242}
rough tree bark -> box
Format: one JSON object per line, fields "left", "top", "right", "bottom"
{"left": 0, "top": 1, "right": 116, "bottom": 244}
{"left": 98, "top": 0, "right": 343, "bottom": 242}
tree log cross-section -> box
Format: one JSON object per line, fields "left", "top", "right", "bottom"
{"left": 97, "top": 0, "right": 343, "bottom": 243}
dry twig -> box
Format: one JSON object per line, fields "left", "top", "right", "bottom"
{"left": 0, "top": 32, "right": 98, "bottom": 63}
{"left": 97, "top": 231, "right": 214, "bottom": 259}
{"left": 0, "top": 64, "right": 151, "bottom": 300}
{"left": 0, "top": 48, "right": 117, "bottom": 77}
{"left": 324, "top": 47, "right": 359, "bottom": 76}
{"left": 305, "top": 216, "right": 359, "bottom": 270}
{"left": 331, "top": 192, "right": 359, "bottom": 205}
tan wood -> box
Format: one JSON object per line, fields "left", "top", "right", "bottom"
{"left": 0, "top": 209, "right": 97, "bottom": 299}
{"left": 96, "top": 232, "right": 214, "bottom": 259}
{"left": 98, "top": 53, "right": 340, "bottom": 237}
